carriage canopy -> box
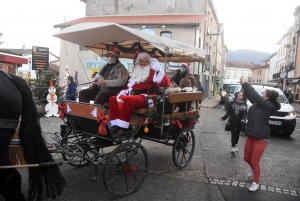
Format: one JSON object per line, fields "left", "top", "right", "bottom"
{"left": 53, "top": 22, "right": 206, "bottom": 63}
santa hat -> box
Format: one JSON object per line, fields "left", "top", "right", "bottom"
{"left": 133, "top": 51, "right": 141, "bottom": 65}
{"left": 107, "top": 49, "right": 120, "bottom": 57}
{"left": 49, "top": 80, "right": 54, "bottom": 87}
{"left": 181, "top": 62, "right": 191, "bottom": 68}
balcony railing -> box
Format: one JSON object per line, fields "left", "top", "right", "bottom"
{"left": 273, "top": 72, "right": 281, "bottom": 79}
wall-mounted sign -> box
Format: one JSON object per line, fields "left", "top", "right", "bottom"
{"left": 32, "top": 46, "right": 49, "bottom": 70}
{"left": 86, "top": 60, "right": 150, "bottom": 72}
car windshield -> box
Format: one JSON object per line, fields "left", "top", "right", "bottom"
{"left": 229, "top": 86, "right": 236, "bottom": 93}
{"left": 253, "top": 88, "right": 288, "bottom": 104}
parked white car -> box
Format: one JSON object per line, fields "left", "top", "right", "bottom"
{"left": 234, "top": 84, "right": 296, "bottom": 136}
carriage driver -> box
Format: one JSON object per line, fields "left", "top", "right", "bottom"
{"left": 109, "top": 52, "right": 170, "bottom": 137}
{"left": 79, "top": 49, "right": 129, "bottom": 105}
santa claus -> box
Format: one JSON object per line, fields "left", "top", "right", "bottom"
{"left": 109, "top": 52, "right": 170, "bottom": 136}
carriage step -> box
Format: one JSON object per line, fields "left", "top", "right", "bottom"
{"left": 111, "top": 131, "right": 135, "bottom": 143}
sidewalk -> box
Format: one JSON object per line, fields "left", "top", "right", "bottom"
{"left": 201, "top": 96, "right": 220, "bottom": 108}
{"left": 291, "top": 101, "right": 300, "bottom": 114}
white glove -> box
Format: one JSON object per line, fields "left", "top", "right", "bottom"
{"left": 150, "top": 58, "right": 160, "bottom": 71}
{"left": 117, "top": 90, "right": 128, "bottom": 102}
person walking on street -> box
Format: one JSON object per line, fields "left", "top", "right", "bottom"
{"left": 65, "top": 76, "right": 77, "bottom": 101}
{"left": 240, "top": 76, "right": 281, "bottom": 192}
{"left": 220, "top": 91, "right": 247, "bottom": 156}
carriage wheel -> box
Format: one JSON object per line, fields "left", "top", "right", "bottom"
{"left": 172, "top": 128, "right": 195, "bottom": 169}
{"left": 103, "top": 142, "right": 148, "bottom": 197}
{"left": 61, "top": 131, "right": 96, "bottom": 167}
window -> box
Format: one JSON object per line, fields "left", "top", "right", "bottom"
{"left": 198, "top": 38, "right": 202, "bottom": 48}
{"left": 253, "top": 80, "right": 254, "bottom": 82}
{"left": 79, "top": 46, "right": 88, "bottom": 51}
{"left": 260, "top": 70, "right": 262, "bottom": 75}
{"left": 241, "top": 70, "right": 244, "bottom": 75}
{"left": 259, "top": 79, "right": 261, "bottom": 83}
{"left": 257, "top": 79, "right": 258, "bottom": 82}
{"left": 257, "top": 70, "right": 259, "bottom": 75}
{"left": 234, "top": 76, "right": 236, "bottom": 79}
{"left": 234, "top": 69, "right": 237, "bottom": 74}
{"left": 160, "top": 31, "right": 172, "bottom": 39}
{"left": 142, "top": 28, "right": 155, "bottom": 35}
{"left": 227, "top": 75, "right": 230, "bottom": 79}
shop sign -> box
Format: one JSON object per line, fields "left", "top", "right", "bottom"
{"left": 32, "top": 46, "right": 49, "bottom": 70}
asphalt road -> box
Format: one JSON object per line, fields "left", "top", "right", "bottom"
{"left": 9, "top": 106, "right": 300, "bottom": 200}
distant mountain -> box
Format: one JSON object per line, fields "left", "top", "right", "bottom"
{"left": 227, "top": 49, "right": 273, "bottom": 64}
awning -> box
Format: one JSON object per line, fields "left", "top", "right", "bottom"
{"left": 53, "top": 22, "right": 206, "bottom": 62}
{"left": 292, "top": 79, "right": 299, "bottom": 83}
{"left": 0, "top": 53, "right": 28, "bottom": 64}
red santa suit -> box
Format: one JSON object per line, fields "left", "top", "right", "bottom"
{"left": 109, "top": 57, "right": 169, "bottom": 129}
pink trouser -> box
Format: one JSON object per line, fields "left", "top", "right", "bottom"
{"left": 244, "top": 136, "right": 268, "bottom": 183}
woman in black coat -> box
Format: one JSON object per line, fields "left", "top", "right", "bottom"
{"left": 240, "top": 77, "right": 281, "bottom": 192}
{"left": 221, "top": 91, "right": 247, "bottom": 156}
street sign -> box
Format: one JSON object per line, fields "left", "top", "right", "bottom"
{"left": 32, "top": 46, "right": 49, "bottom": 70}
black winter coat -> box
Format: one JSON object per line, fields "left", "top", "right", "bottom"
{"left": 242, "top": 83, "right": 281, "bottom": 139}
{"left": 221, "top": 101, "right": 247, "bottom": 125}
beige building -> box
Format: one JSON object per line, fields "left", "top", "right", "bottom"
{"left": 54, "top": 0, "right": 225, "bottom": 99}
{"left": 225, "top": 61, "right": 253, "bottom": 81}
{"left": 251, "top": 60, "right": 269, "bottom": 83}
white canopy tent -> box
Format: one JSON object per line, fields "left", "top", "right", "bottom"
{"left": 53, "top": 22, "right": 206, "bottom": 63}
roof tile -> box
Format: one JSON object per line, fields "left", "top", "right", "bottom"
{"left": 226, "top": 61, "right": 254, "bottom": 69}
{"left": 54, "top": 14, "right": 208, "bottom": 28}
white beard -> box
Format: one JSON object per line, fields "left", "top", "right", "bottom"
{"left": 131, "top": 64, "right": 150, "bottom": 84}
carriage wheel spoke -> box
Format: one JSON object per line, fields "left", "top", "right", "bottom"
{"left": 127, "top": 147, "right": 140, "bottom": 164}
{"left": 185, "top": 149, "right": 191, "bottom": 155}
{"left": 131, "top": 156, "right": 145, "bottom": 166}
{"left": 115, "top": 155, "right": 125, "bottom": 167}
{"left": 131, "top": 174, "right": 140, "bottom": 184}
{"left": 116, "top": 175, "right": 122, "bottom": 191}
{"left": 108, "top": 173, "right": 121, "bottom": 184}
{"left": 176, "top": 149, "right": 181, "bottom": 160}
{"left": 180, "top": 152, "right": 184, "bottom": 165}
{"left": 125, "top": 174, "right": 129, "bottom": 192}
{"left": 182, "top": 153, "right": 187, "bottom": 164}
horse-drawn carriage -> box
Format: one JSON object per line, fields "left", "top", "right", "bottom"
{"left": 1, "top": 22, "right": 205, "bottom": 200}
{"left": 50, "top": 89, "right": 202, "bottom": 196}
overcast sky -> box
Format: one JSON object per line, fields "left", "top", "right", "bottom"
{"left": 0, "top": 0, "right": 299, "bottom": 56}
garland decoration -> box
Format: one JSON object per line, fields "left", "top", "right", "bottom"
{"left": 145, "top": 110, "right": 200, "bottom": 137}
{"left": 113, "top": 42, "right": 166, "bottom": 58}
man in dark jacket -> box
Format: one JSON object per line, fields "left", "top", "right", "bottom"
{"left": 171, "top": 62, "right": 193, "bottom": 86}
{"left": 66, "top": 76, "right": 77, "bottom": 101}
{"left": 240, "top": 76, "right": 281, "bottom": 192}
{"left": 79, "top": 50, "right": 129, "bottom": 105}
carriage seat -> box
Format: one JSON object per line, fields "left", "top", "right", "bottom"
{"left": 102, "top": 94, "right": 157, "bottom": 115}
{"left": 166, "top": 91, "right": 203, "bottom": 115}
